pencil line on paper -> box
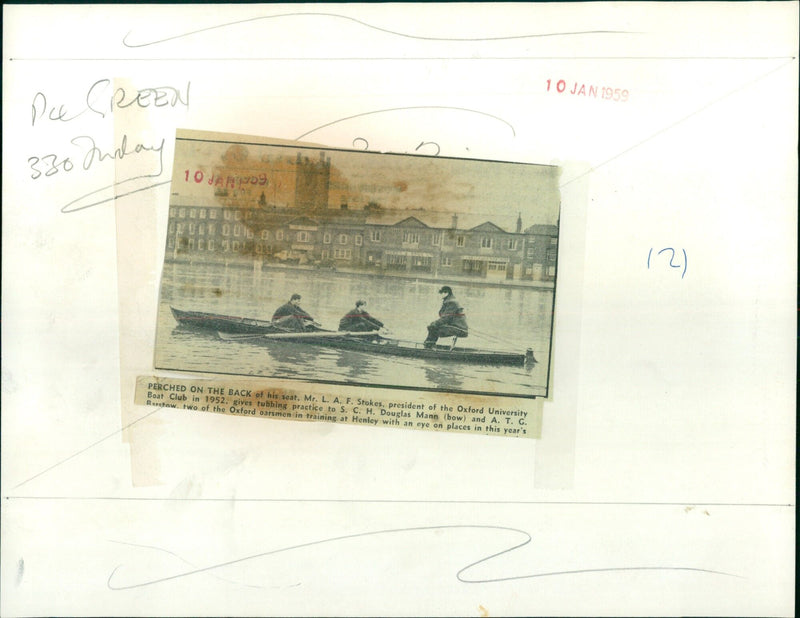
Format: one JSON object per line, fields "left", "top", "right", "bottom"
{"left": 9, "top": 407, "right": 165, "bottom": 491}
{"left": 106, "top": 524, "right": 740, "bottom": 590}
{"left": 121, "top": 12, "right": 636, "bottom": 48}
{"left": 295, "top": 106, "right": 516, "bottom": 141}
{"left": 559, "top": 57, "right": 796, "bottom": 188}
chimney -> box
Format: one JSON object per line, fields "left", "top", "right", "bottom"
{"left": 451, "top": 213, "right": 458, "bottom": 229}
{"left": 516, "top": 213, "right": 522, "bottom": 233}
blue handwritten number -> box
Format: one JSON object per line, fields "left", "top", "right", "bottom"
{"left": 648, "top": 247, "right": 687, "bottom": 279}
{"left": 658, "top": 247, "right": 678, "bottom": 268}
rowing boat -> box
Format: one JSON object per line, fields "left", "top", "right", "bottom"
{"left": 170, "top": 306, "right": 324, "bottom": 335}
{"left": 170, "top": 306, "right": 535, "bottom": 366}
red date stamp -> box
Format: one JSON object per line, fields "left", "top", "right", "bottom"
{"left": 183, "top": 169, "right": 268, "bottom": 188}
{"left": 546, "top": 79, "right": 629, "bottom": 102}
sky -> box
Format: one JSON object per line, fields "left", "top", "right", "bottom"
{"left": 172, "top": 134, "right": 561, "bottom": 230}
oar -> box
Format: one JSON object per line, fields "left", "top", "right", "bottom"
{"left": 258, "top": 330, "right": 378, "bottom": 339}
{"left": 218, "top": 330, "right": 377, "bottom": 341}
{"left": 217, "top": 331, "right": 277, "bottom": 341}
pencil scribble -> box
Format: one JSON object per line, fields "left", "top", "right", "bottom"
{"left": 296, "top": 105, "right": 516, "bottom": 141}
{"left": 107, "top": 524, "right": 739, "bottom": 590}
{"left": 122, "top": 13, "right": 635, "bottom": 48}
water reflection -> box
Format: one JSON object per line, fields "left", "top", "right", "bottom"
{"left": 423, "top": 366, "right": 464, "bottom": 390}
{"left": 335, "top": 349, "right": 377, "bottom": 381}
{"left": 155, "top": 262, "right": 553, "bottom": 397}
{"left": 261, "top": 342, "right": 324, "bottom": 369}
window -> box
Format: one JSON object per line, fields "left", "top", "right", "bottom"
{"left": 167, "top": 237, "right": 175, "bottom": 249}
{"left": 297, "top": 231, "right": 310, "bottom": 243}
{"left": 208, "top": 224, "right": 216, "bottom": 236}
{"left": 403, "top": 232, "right": 420, "bottom": 244}
{"left": 179, "top": 208, "right": 186, "bottom": 218}
{"left": 355, "top": 234, "right": 363, "bottom": 246}
{"left": 222, "top": 240, "right": 230, "bottom": 251}
{"left": 234, "top": 211, "right": 241, "bottom": 221}
{"left": 198, "top": 224, "right": 205, "bottom": 235}
{"left": 261, "top": 230, "right": 269, "bottom": 240}
{"left": 550, "top": 237, "right": 558, "bottom": 245}
{"left": 222, "top": 224, "right": 230, "bottom": 236}
{"left": 333, "top": 248, "right": 352, "bottom": 259}
{"left": 209, "top": 209, "right": 217, "bottom": 219}
{"left": 506, "top": 239, "right": 517, "bottom": 250}
{"left": 234, "top": 224, "right": 241, "bottom": 237}
{"left": 276, "top": 230, "right": 284, "bottom": 241}
{"left": 198, "top": 239, "right": 205, "bottom": 250}
{"left": 441, "top": 256, "right": 452, "bottom": 266}
{"left": 432, "top": 233, "right": 442, "bottom": 246}
{"left": 323, "top": 233, "right": 332, "bottom": 244}
{"left": 338, "top": 234, "right": 348, "bottom": 244}
{"left": 527, "top": 247, "right": 535, "bottom": 257}
{"left": 386, "top": 254, "right": 407, "bottom": 268}
{"left": 480, "top": 237, "right": 492, "bottom": 248}
{"left": 548, "top": 265, "right": 556, "bottom": 276}
{"left": 176, "top": 223, "right": 184, "bottom": 235}
{"left": 188, "top": 223, "right": 195, "bottom": 234}
{"left": 456, "top": 235, "right": 465, "bottom": 247}
{"left": 370, "top": 230, "right": 381, "bottom": 242}
{"left": 208, "top": 240, "right": 214, "bottom": 251}
{"left": 547, "top": 249, "right": 557, "bottom": 262}
{"left": 189, "top": 209, "right": 196, "bottom": 219}
{"left": 321, "top": 249, "right": 330, "bottom": 259}
{"left": 224, "top": 210, "right": 232, "bottom": 220}
{"left": 246, "top": 228, "right": 254, "bottom": 239}
{"left": 199, "top": 209, "right": 207, "bottom": 219}
{"left": 488, "top": 261, "right": 506, "bottom": 271}
{"left": 232, "top": 241, "right": 240, "bottom": 251}
{"left": 410, "top": 256, "right": 432, "bottom": 271}
{"left": 168, "top": 222, "right": 175, "bottom": 233}
{"left": 169, "top": 208, "right": 177, "bottom": 217}
{"left": 188, "top": 238, "right": 195, "bottom": 249}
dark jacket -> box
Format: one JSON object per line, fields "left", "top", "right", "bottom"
{"left": 429, "top": 294, "right": 468, "bottom": 337}
{"left": 338, "top": 307, "right": 384, "bottom": 332}
{"left": 272, "top": 302, "right": 314, "bottom": 323}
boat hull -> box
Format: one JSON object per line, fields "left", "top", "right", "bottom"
{"left": 263, "top": 334, "right": 530, "bottom": 366}
{"left": 170, "top": 307, "right": 534, "bottom": 366}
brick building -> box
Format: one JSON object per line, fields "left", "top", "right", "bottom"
{"left": 165, "top": 203, "right": 558, "bottom": 282}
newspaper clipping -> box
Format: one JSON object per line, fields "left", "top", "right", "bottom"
{"left": 144, "top": 129, "right": 561, "bottom": 438}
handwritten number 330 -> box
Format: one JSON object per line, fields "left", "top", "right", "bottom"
{"left": 28, "top": 154, "right": 74, "bottom": 179}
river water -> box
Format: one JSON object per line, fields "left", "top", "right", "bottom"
{"left": 154, "top": 262, "right": 554, "bottom": 398}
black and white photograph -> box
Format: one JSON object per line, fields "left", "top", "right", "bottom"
{"left": 154, "top": 130, "right": 561, "bottom": 398}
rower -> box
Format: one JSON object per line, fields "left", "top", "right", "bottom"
{"left": 338, "top": 300, "right": 384, "bottom": 332}
{"left": 271, "top": 293, "right": 316, "bottom": 332}
{"left": 423, "top": 285, "right": 468, "bottom": 349}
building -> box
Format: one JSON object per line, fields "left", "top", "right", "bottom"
{"left": 165, "top": 203, "right": 558, "bottom": 282}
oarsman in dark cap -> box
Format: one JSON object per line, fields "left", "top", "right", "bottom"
{"left": 338, "top": 300, "right": 384, "bottom": 332}
{"left": 272, "top": 293, "right": 316, "bottom": 331}
{"left": 424, "top": 285, "right": 468, "bottom": 348}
